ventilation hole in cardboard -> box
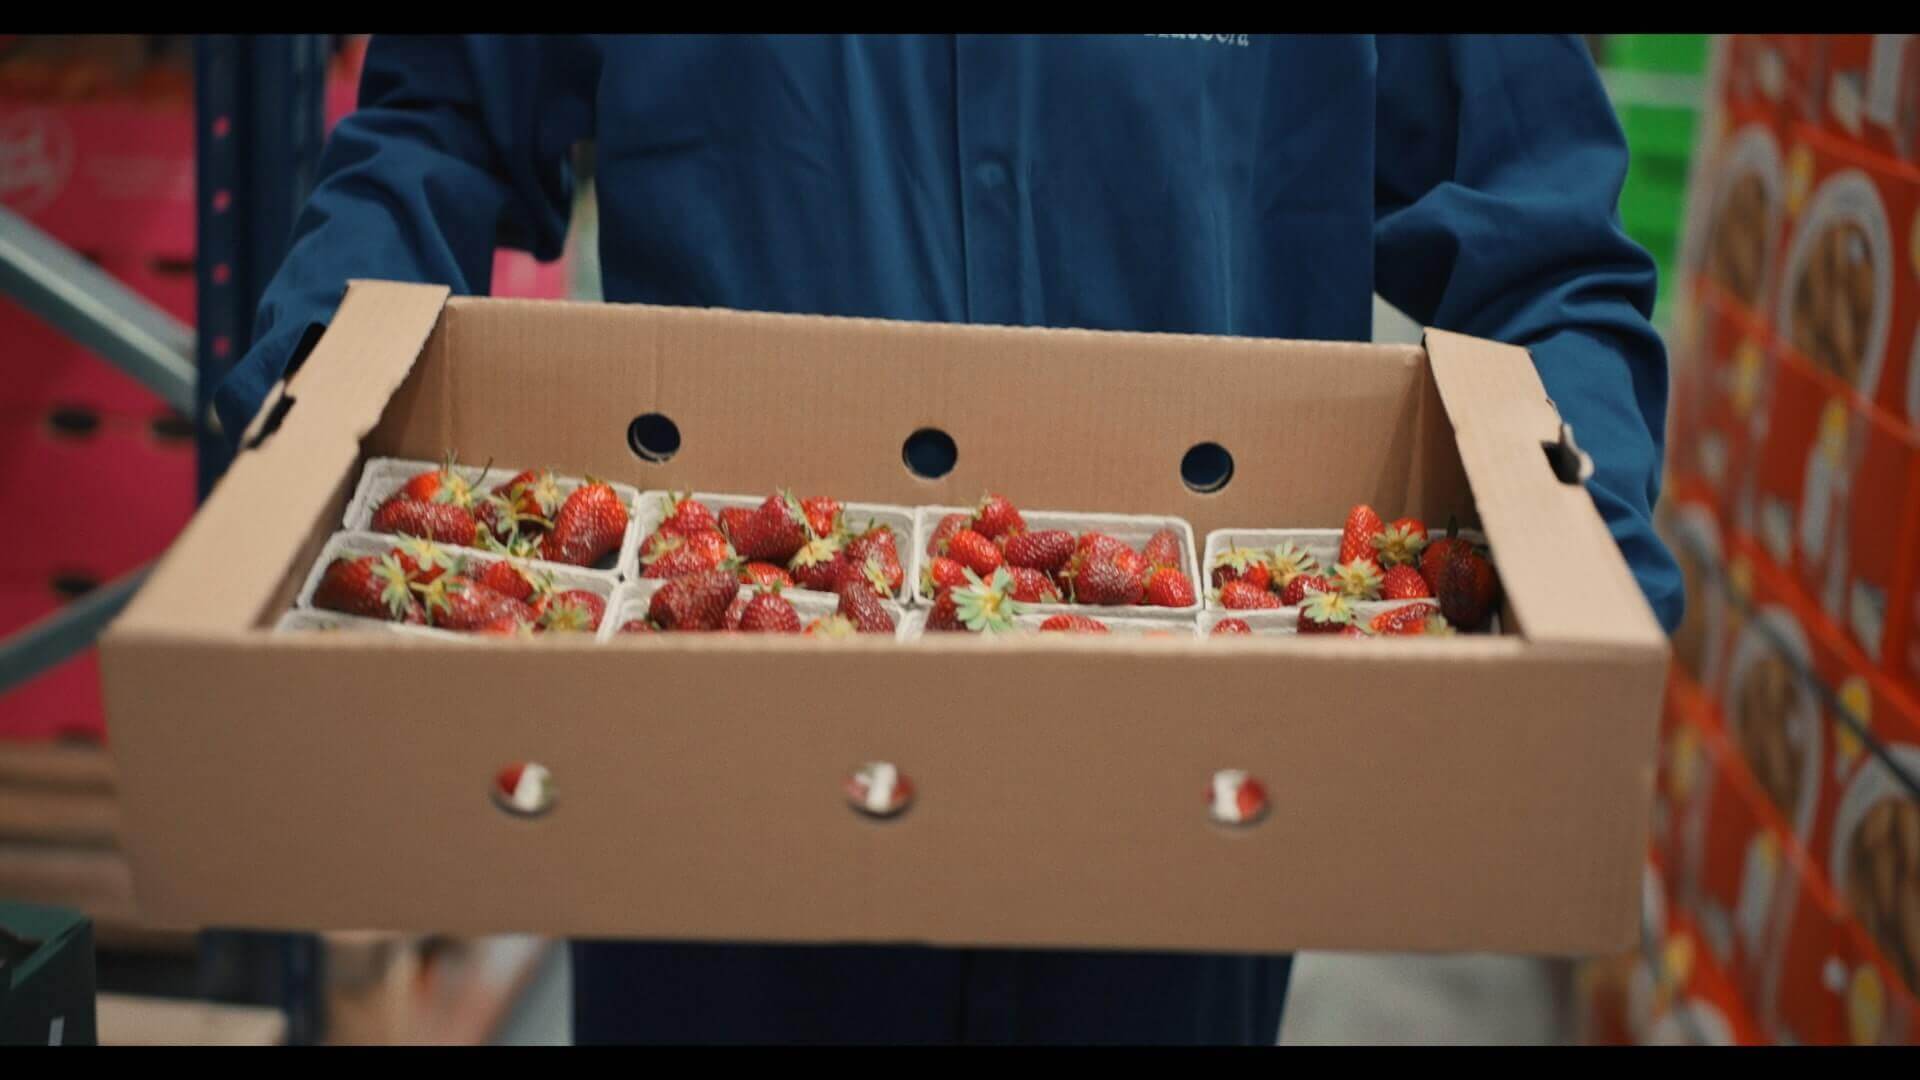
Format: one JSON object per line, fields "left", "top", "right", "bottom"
{"left": 845, "top": 762, "right": 915, "bottom": 820}
{"left": 49, "top": 573, "right": 100, "bottom": 601}
{"left": 46, "top": 406, "right": 100, "bottom": 439}
{"left": 1207, "top": 769, "right": 1270, "bottom": 827}
{"left": 1181, "top": 442, "right": 1234, "bottom": 493}
{"left": 901, "top": 428, "right": 957, "bottom": 480}
{"left": 491, "top": 762, "right": 555, "bottom": 819}
{"left": 628, "top": 413, "right": 681, "bottom": 463}
{"left": 150, "top": 411, "right": 194, "bottom": 443}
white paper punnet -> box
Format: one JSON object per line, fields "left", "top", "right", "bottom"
{"left": 601, "top": 578, "right": 913, "bottom": 641}
{"left": 1201, "top": 526, "right": 1489, "bottom": 608}
{"left": 343, "top": 457, "right": 643, "bottom": 579}
{"left": 630, "top": 491, "right": 917, "bottom": 605}
{"left": 908, "top": 505, "right": 1201, "bottom": 617}
{"left": 273, "top": 608, "right": 473, "bottom": 642}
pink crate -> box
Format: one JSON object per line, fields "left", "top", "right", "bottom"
{"left": 0, "top": 585, "right": 107, "bottom": 745}
{"left": 0, "top": 415, "right": 195, "bottom": 582}
{"left": 0, "top": 100, "right": 195, "bottom": 260}
{"left": 493, "top": 248, "right": 570, "bottom": 300}
{"left": 0, "top": 301, "right": 169, "bottom": 418}
{"left": 105, "top": 252, "right": 195, "bottom": 325}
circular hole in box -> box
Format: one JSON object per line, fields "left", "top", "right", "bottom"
{"left": 1181, "top": 442, "right": 1234, "bottom": 493}
{"left": 845, "top": 761, "right": 915, "bottom": 820}
{"left": 492, "top": 762, "right": 556, "bottom": 819}
{"left": 1207, "top": 769, "right": 1270, "bottom": 827}
{"left": 46, "top": 405, "right": 100, "bottom": 439}
{"left": 902, "top": 428, "right": 957, "bottom": 480}
{"left": 628, "top": 413, "right": 681, "bottom": 463}
{"left": 49, "top": 573, "right": 100, "bottom": 602}
{"left": 150, "top": 411, "right": 195, "bottom": 444}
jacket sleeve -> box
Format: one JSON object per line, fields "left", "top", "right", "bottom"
{"left": 1372, "top": 33, "right": 1684, "bottom": 632}
{"left": 209, "top": 34, "right": 595, "bottom": 446}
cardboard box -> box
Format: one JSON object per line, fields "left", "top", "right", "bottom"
{"left": 0, "top": 101, "right": 194, "bottom": 260}
{"left": 1683, "top": 278, "right": 1774, "bottom": 539}
{"left": 1747, "top": 348, "right": 1861, "bottom": 612}
{"left": 1775, "top": 123, "right": 1920, "bottom": 428}
{"left": 97, "top": 282, "right": 1668, "bottom": 952}
{"left": 1829, "top": 386, "right": 1920, "bottom": 670}
{"left": 1720, "top": 35, "right": 1821, "bottom": 134}
{"left": 1811, "top": 35, "right": 1920, "bottom": 166}
{"left": 1657, "top": 472, "right": 1733, "bottom": 689}
{"left": 1717, "top": 532, "right": 1825, "bottom": 841}
{"left": 0, "top": 901, "right": 96, "bottom": 1046}
{"left": 1760, "top": 832, "right": 1920, "bottom": 1044}
{"left": 1688, "top": 107, "right": 1789, "bottom": 315}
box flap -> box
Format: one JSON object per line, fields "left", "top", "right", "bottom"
{"left": 1422, "top": 329, "right": 1667, "bottom": 652}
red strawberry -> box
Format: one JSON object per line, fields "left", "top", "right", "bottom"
{"left": 619, "top": 619, "right": 654, "bottom": 634}
{"left": 923, "top": 555, "right": 970, "bottom": 594}
{"left": 537, "top": 589, "right": 606, "bottom": 632}
{"left": 1340, "top": 504, "right": 1386, "bottom": 569}
{"left": 1210, "top": 618, "right": 1253, "bottom": 636}
{"left": 657, "top": 492, "right": 716, "bottom": 536}
{"left": 723, "top": 591, "right": 750, "bottom": 630}
{"left": 1266, "top": 542, "right": 1317, "bottom": 592}
{"left": 787, "top": 535, "right": 848, "bottom": 592}
{"left": 1141, "top": 528, "right": 1183, "bottom": 571}
{"left": 543, "top": 481, "right": 629, "bottom": 567}
{"left": 1369, "top": 602, "right": 1435, "bottom": 636}
{"left": 1279, "top": 572, "right": 1335, "bottom": 607}
{"left": 491, "top": 468, "right": 562, "bottom": 525}
{"left": 399, "top": 454, "right": 479, "bottom": 508}
{"left": 1007, "top": 566, "right": 1063, "bottom": 603}
{"left": 971, "top": 493, "right": 1026, "bottom": 540}
{"left": 476, "top": 559, "right": 537, "bottom": 602}
{"left": 1373, "top": 516, "right": 1429, "bottom": 568}
{"left": 313, "top": 553, "right": 418, "bottom": 622}
{"left": 729, "top": 491, "right": 810, "bottom": 563}
{"left": 1330, "top": 559, "right": 1384, "bottom": 601}
{"left": 1070, "top": 546, "right": 1146, "bottom": 606}
{"left": 805, "top": 614, "right": 859, "bottom": 638}
{"left": 1076, "top": 532, "right": 1128, "bottom": 559}
{"left": 800, "top": 496, "right": 843, "bottom": 539}
{"left": 926, "top": 586, "right": 963, "bottom": 632}
{"left": 417, "top": 576, "right": 538, "bottom": 633}
{"left": 1039, "top": 614, "right": 1109, "bottom": 633}
{"left": 1219, "top": 578, "right": 1282, "bottom": 610}
{"left": 947, "top": 528, "right": 1004, "bottom": 578}
{"left": 1381, "top": 564, "right": 1431, "bottom": 600}
{"left": 738, "top": 587, "right": 802, "bottom": 633}
{"left": 1419, "top": 518, "right": 1467, "bottom": 589}
{"left": 1298, "top": 590, "right": 1357, "bottom": 634}
{"left": 1003, "top": 529, "right": 1075, "bottom": 574}
{"left": 640, "top": 532, "right": 729, "bottom": 580}
{"left": 1340, "top": 624, "right": 1372, "bottom": 638}
{"left": 842, "top": 523, "right": 904, "bottom": 596}
{"left": 391, "top": 536, "right": 460, "bottom": 586}
{"left": 927, "top": 512, "right": 970, "bottom": 556}
{"left": 648, "top": 569, "right": 742, "bottom": 632}
{"left": 1141, "top": 566, "right": 1195, "bottom": 608}
{"left": 835, "top": 575, "right": 898, "bottom": 634}
{"left": 719, "top": 507, "right": 756, "bottom": 545}
{"left": 478, "top": 614, "right": 530, "bottom": 636}
{"left": 740, "top": 561, "right": 794, "bottom": 590}
{"left": 1436, "top": 545, "right": 1499, "bottom": 631}
{"left": 948, "top": 567, "right": 1024, "bottom": 632}
{"left": 1209, "top": 547, "right": 1275, "bottom": 592}
{"left": 372, "top": 496, "right": 481, "bottom": 546}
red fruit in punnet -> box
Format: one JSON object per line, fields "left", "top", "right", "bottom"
{"left": 949, "top": 567, "right": 1024, "bottom": 632}
{"left": 1007, "top": 566, "right": 1063, "bottom": 603}
{"left": 1039, "top": 614, "right": 1109, "bottom": 633}
{"left": 1340, "top": 504, "right": 1386, "bottom": 569}
{"left": 1003, "top": 529, "right": 1075, "bottom": 574}
{"left": 1266, "top": 542, "right": 1316, "bottom": 591}
{"left": 1340, "top": 624, "right": 1372, "bottom": 638}
{"left": 478, "top": 615, "right": 529, "bottom": 636}
{"left": 800, "top": 496, "right": 843, "bottom": 539}
{"left": 619, "top": 619, "right": 653, "bottom": 634}
{"left": 805, "top": 615, "right": 859, "bottom": 638}
{"left": 842, "top": 523, "right": 904, "bottom": 595}
{"left": 1279, "top": 572, "right": 1335, "bottom": 607}
{"left": 1436, "top": 545, "right": 1499, "bottom": 631}
{"left": 947, "top": 528, "right": 1004, "bottom": 578}
{"left": 1369, "top": 602, "right": 1435, "bottom": 636}
{"left": 391, "top": 536, "right": 460, "bottom": 586}
{"left": 657, "top": 492, "right": 717, "bottom": 536}
{"left": 739, "top": 588, "right": 802, "bottom": 633}
{"left": 730, "top": 491, "right": 811, "bottom": 563}
{"left": 1141, "top": 566, "right": 1195, "bottom": 608}
{"left": 475, "top": 559, "right": 536, "bottom": 602}
{"left": 648, "top": 568, "right": 740, "bottom": 632}
{"left": 1419, "top": 518, "right": 1467, "bottom": 589}
{"left": 1373, "top": 517, "right": 1429, "bottom": 568}
{"left": 1141, "top": 528, "right": 1183, "bottom": 571}
{"left": 1380, "top": 564, "right": 1431, "bottom": 600}
{"left": 372, "top": 496, "right": 481, "bottom": 546}
{"left": 923, "top": 555, "right": 970, "bottom": 594}
{"left": 1210, "top": 618, "right": 1253, "bottom": 636}
{"left": 399, "top": 454, "right": 479, "bottom": 508}
{"left": 1076, "top": 532, "right": 1127, "bottom": 559}
{"left": 718, "top": 507, "right": 756, "bottom": 544}
{"left": 739, "top": 561, "right": 794, "bottom": 590}
{"left": 971, "top": 493, "right": 1026, "bottom": 540}
{"left": 640, "top": 532, "right": 728, "bottom": 580}
{"left": 787, "top": 535, "right": 848, "bottom": 592}
{"left": 417, "top": 576, "right": 538, "bottom": 633}
{"left": 927, "top": 512, "right": 970, "bottom": 556}
{"left": 1209, "top": 547, "right": 1275, "bottom": 592}
{"left": 1298, "top": 590, "right": 1357, "bottom": 634}
{"left": 1219, "top": 579, "right": 1282, "bottom": 610}
{"left": 926, "top": 586, "right": 963, "bottom": 632}
{"left": 538, "top": 589, "right": 606, "bottom": 632}
{"left": 313, "top": 553, "right": 417, "bottom": 622}
{"left": 491, "top": 468, "right": 562, "bottom": 524}
{"left": 543, "top": 481, "right": 628, "bottom": 567}
{"left": 1070, "top": 546, "right": 1146, "bottom": 606}
{"left": 1330, "top": 559, "right": 1383, "bottom": 601}
{"left": 723, "top": 592, "right": 750, "bottom": 630}
{"left": 835, "top": 575, "right": 898, "bottom": 634}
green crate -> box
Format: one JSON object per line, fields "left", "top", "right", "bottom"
{"left": 1621, "top": 182, "right": 1689, "bottom": 239}
{"left": 1605, "top": 34, "right": 1709, "bottom": 76}
{"left": 1619, "top": 102, "right": 1701, "bottom": 162}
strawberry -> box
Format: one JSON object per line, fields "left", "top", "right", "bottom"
{"left": 719, "top": 507, "right": 756, "bottom": 545}
{"left": 950, "top": 567, "right": 1025, "bottom": 632}
{"left": 1219, "top": 578, "right": 1283, "bottom": 610}
{"left": 1419, "top": 518, "right": 1467, "bottom": 590}
{"left": 1381, "top": 564, "right": 1431, "bottom": 600}
{"left": 1076, "top": 532, "right": 1128, "bottom": 560}
{"left": 1267, "top": 542, "right": 1317, "bottom": 591}
{"left": 723, "top": 591, "right": 750, "bottom": 630}
{"left": 842, "top": 523, "right": 904, "bottom": 595}
{"left": 738, "top": 587, "right": 802, "bottom": 633}
{"left": 971, "top": 493, "right": 1026, "bottom": 540}
{"left": 729, "top": 491, "right": 811, "bottom": 563}
{"left": 1210, "top": 618, "right": 1253, "bottom": 636}
{"left": 836, "top": 554, "right": 896, "bottom": 600}
{"left": 1330, "top": 559, "right": 1383, "bottom": 601}
{"left": 1298, "top": 590, "right": 1357, "bottom": 634}
{"left": 1209, "top": 546, "right": 1274, "bottom": 592}
{"left": 835, "top": 575, "right": 898, "bottom": 634}
{"left": 1279, "top": 572, "right": 1335, "bottom": 607}
{"left": 1039, "top": 614, "right": 1109, "bottom": 633}
{"left": 655, "top": 492, "right": 716, "bottom": 536}
{"left": 640, "top": 532, "right": 729, "bottom": 580}
{"left": 787, "top": 535, "right": 848, "bottom": 592}
{"left": 800, "top": 496, "right": 843, "bottom": 539}
{"left": 647, "top": 569, "right": 742, "bottom": 632}
{"left": 1003, "top": 529, "right": 1076, "bottom": 574}
{"left": 487, "top": 468, "right": 562, "bottom": 531}
{"left": 1340, "top": 504, "right": 1386, "bottom": 569}
{"left": 1436, "top": 544, "right": 1499, "bottom": 631}
{"left": 417, "top": 576, "right": 538, "bottom": 632}
{"left": 479, "top": 614, "right": 531, "bottom": 636}
{"left": 1007, "top": 565, "right": 1063, "bottom": 603}
{"left": 392, "top": 536, "right": 460, "bottom": 586}
{"left": 313, "top": 553, "right": 418, "bottom": 622}
{"left": 1141, "top": 566, "right": 1196, "bottom": 608}
{"left": 619, "top": 619, "right": 654, "bottom": 634}
{"left": 1340, "top": 624, "right": 1372, "bottom": 638}
{"left": 1373, "top": 517, "right": 1429, "bottom": 568}
{"left": 926, "top": 586, "right": 964, "bottom": 632}
{"left": 947, "top": 528, "right": 1004, "bottom": 578}
{"left": 1068, "top": 545, "right": 1145, "bottom": 606}
{"left": 542, "top": 480, "right": 628, "bottom": 567}
{"left": 475, "top": 559, "right": 537, "bottom": 602}
{"left": 372, "top": 496, "right": 480, "bottom": 546}
{"left": 537, "top": 589, "right": 606, "bottom": 632}
{"left": 739, "top": 561, "right": 794, "bottom": 590}
{"left": 1421, "top": 613, "right": 1458, "bottom": 637}
{"left": 1141, "top": 528, "right": 1183, "bottom": 571}
{"left": 805, "top": 614, "right": 860, "bottom": 638}
{"left": 927, "top": 512, "right": 970, "bottom": 556}
{"left": 399, "top": 454, "right": 479, "bottom": 508}
{"left": 1369, "top": 602, "right": 1435, "bottom": 636}
{"left": 922, "top": 555, "right": 970, "bottom": 594}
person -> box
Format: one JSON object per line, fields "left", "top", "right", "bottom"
{"left": 214, "top": 34, "right": 1685, "bottom": 1045}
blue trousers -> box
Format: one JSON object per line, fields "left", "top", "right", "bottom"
{"left": 570, "top": 941, "right": 1292, "bottom": 1045}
